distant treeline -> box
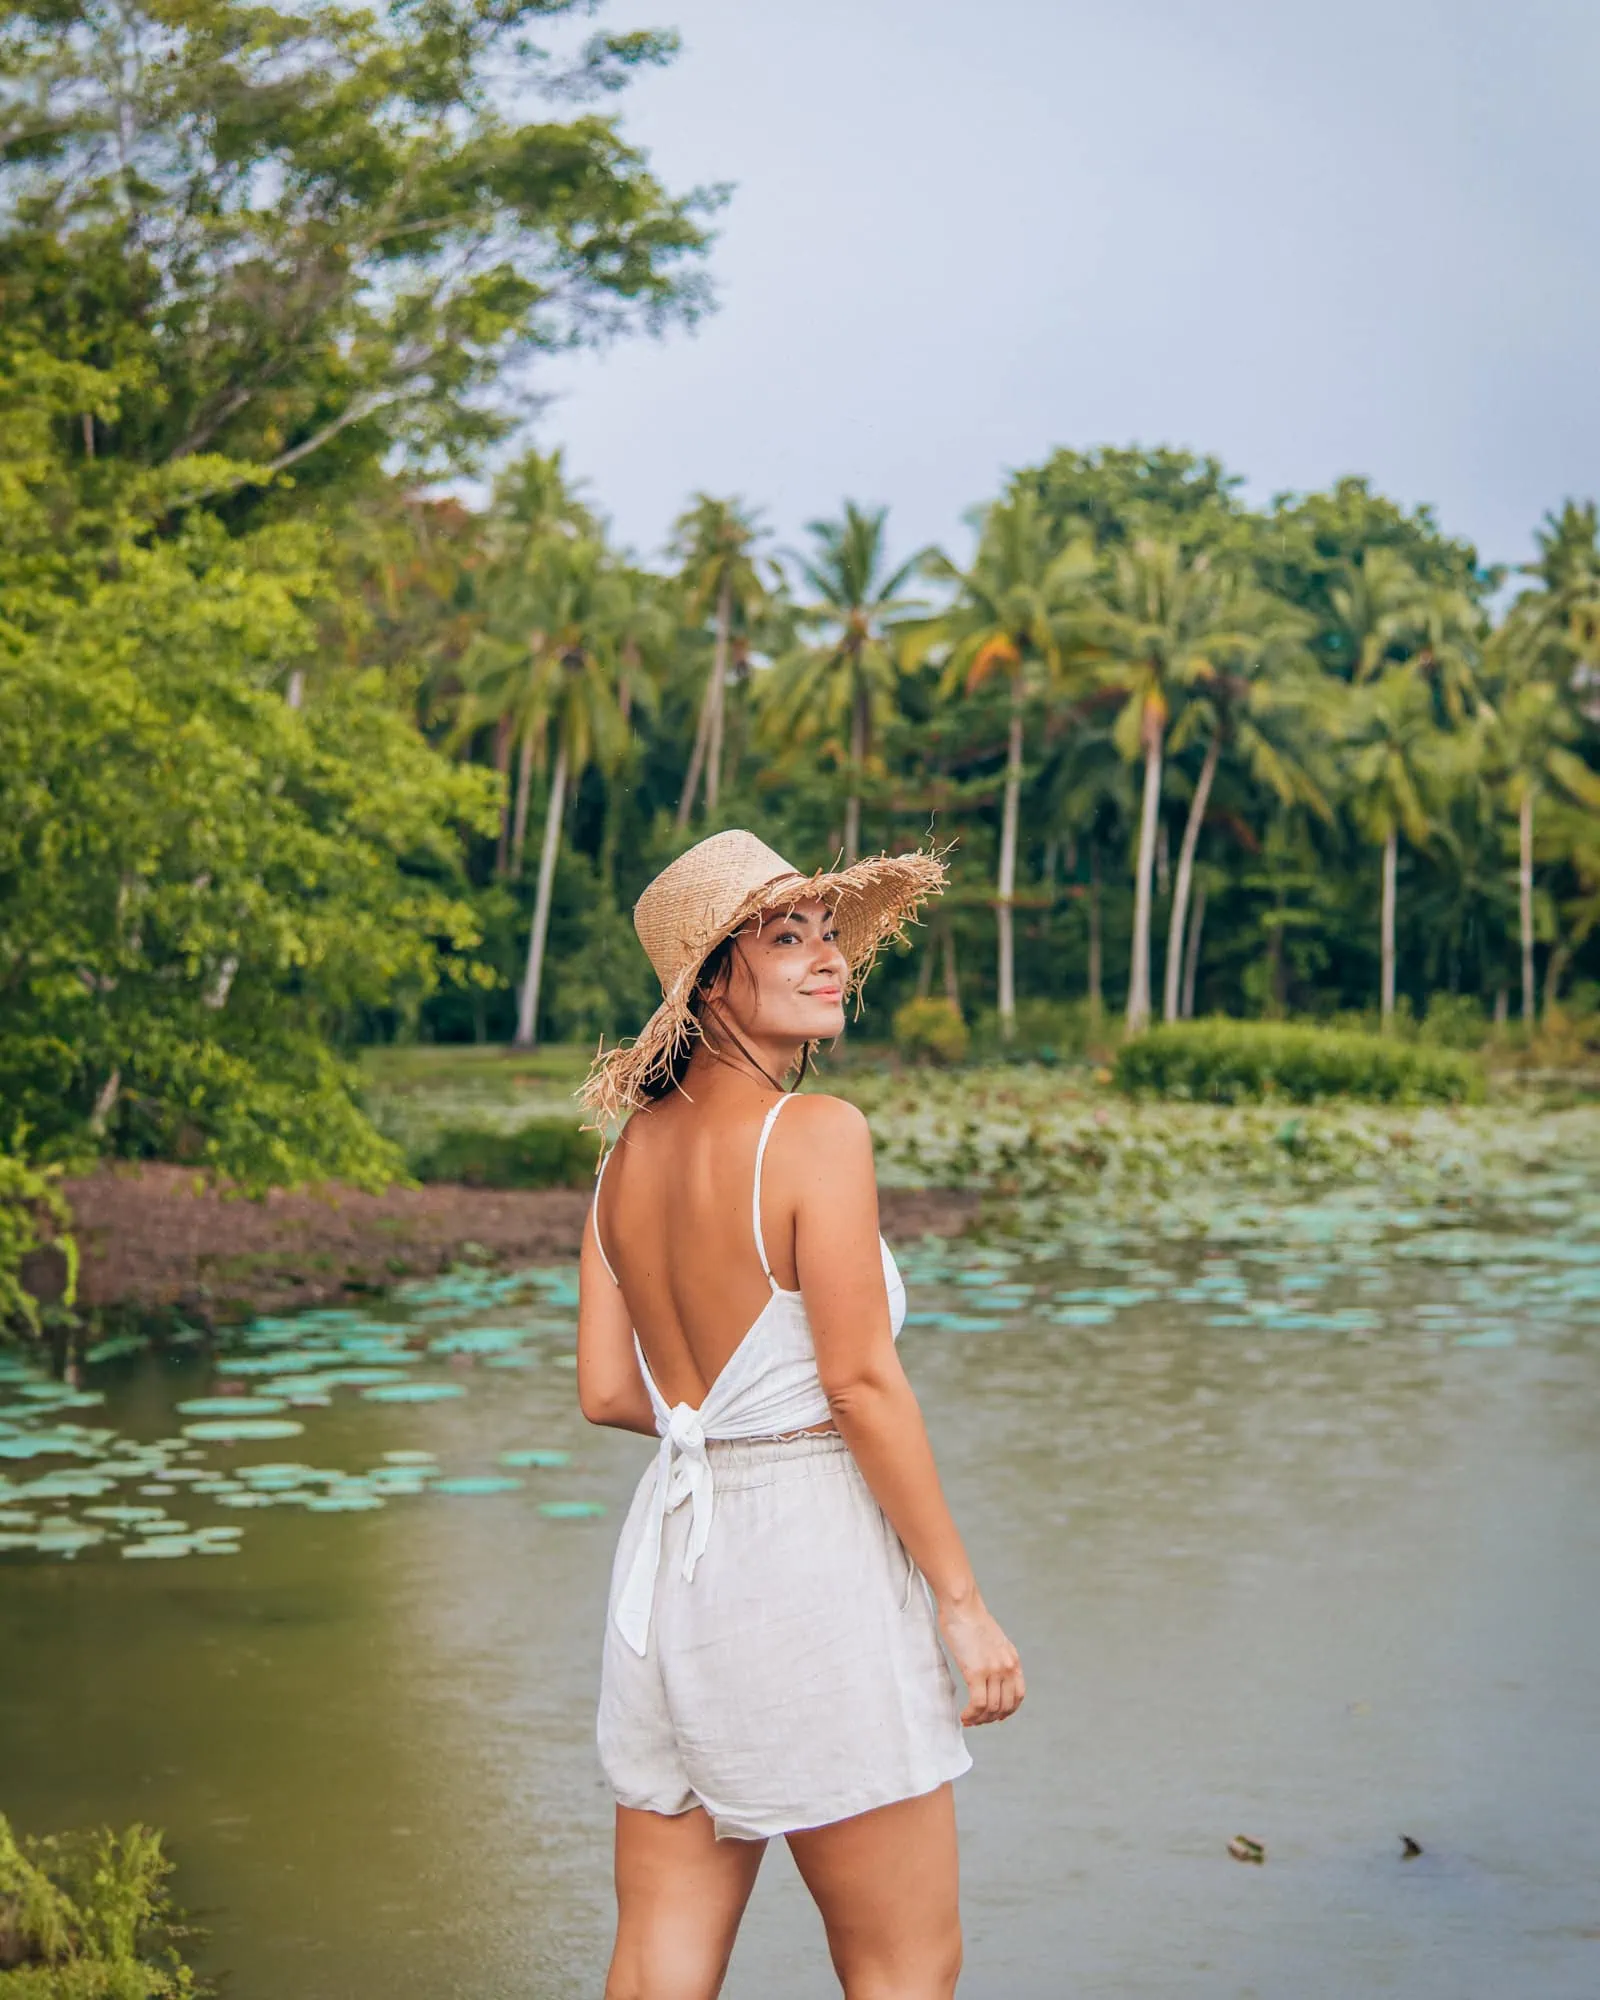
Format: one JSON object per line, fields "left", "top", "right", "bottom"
{"left": 1, "top": 0, "right": 1596, "bottom": 1193}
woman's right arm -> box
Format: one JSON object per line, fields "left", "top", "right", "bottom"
{"left": 785, "top": 1095, "right": 1024, "bottom": 1727}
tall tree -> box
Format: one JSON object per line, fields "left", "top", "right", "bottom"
{"left": 1337, "top": 672, "right": 1441, "bottom": 1028}
{"left": 1160, "top": 613, "right": 1326, "bottom": 1020}
{"left": 916, "top": 492, "right": 1094, "bottom": 1034}
{"left": 1084, "top": 539, "right": 1261, "bottom": 1031}
{"left": 1481, "top": 619, "right": 1600, "bottom": 1022}
{"left": 761, "top": 503, "right": 924, "bottom": 863}
{"left": 460, "top": 534, "right": 628, "bottom": 1045}
{"left": 0, "top": 0, "right": 716, "bottom": 501}
{"left": 669, "top": 496, "right": 772, "bottom": 828}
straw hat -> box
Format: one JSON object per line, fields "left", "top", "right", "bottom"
{"left": 580, "top": 829, "right": 947, "bottom": 1126}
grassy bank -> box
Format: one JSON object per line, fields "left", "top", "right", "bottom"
{"left": 0, "top": 1813, "right": 203, "bottom": 1996}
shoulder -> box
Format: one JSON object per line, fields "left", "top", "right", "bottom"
{"left": 777, "top": 1092, "right": 873, "bottom": 1165}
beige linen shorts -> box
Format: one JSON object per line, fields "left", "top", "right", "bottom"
{"left": 598, "top": 1431, "right": 972, "bottom": 1840}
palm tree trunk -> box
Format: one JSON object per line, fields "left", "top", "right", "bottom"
{"left": 706, "top": 573, "right": 732, "bottom": 814}
{"left": 1126, "top": 716, "right": 1164, "bottom": 1032}
{"left": 1163, "top": 732, "right": 1219, "bottom": 1023}
{"left": 1519, "top": 788, "right": 1536, "bottom": 1024}
{"left": 941, "top": 919, "right": 961, "bottom": 1008}
{"left": 1380, "top": 828, "right": 1397, "bottom": 1030}
{"left": 516, "top": 737, "right": 568, "bottom": 1048}
{"left": 286, "top": 668, "right": 305, "bottom": 710}
{"left": 493, "top": 714, "right": 514, "bottom": 877}
{"left": 844, "top": 675, "right": 867, "bottom": 864}
{"left": 1181, "top": 877, "right": 1207, "bottom": 1019}
{"left": 1544, "top": 940, "right": 1570, "bottom": 1020}
{"left": 1086, "top": 840, "right": 1102, "bottom": 1028}
{"left": 676, "top": 637, "right": 722, "bottom": 833}
{"left": 996, "top": 671, "right": 1023, "bottom": 1038}
{"left": 510, "top": 727, "right": 536, "bottom": 876}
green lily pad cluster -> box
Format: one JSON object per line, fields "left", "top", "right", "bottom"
{"left": 0, "top": 1262, "right": 605, "bottom": 1561}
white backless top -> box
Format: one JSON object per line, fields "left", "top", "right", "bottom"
{"left": 592, "top": 1093, "right": 907, "bottom": 1655}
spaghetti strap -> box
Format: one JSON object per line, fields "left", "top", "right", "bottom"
{"left": 591, "top": 1146, "right": 620, "bottom": 1287}
{"left": 751, "top": 1096, "right": 791, "bottom": 1290}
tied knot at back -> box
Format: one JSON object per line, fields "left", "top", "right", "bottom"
{"left": 666, "top": 1404, "right": 707, "bottom": 1456}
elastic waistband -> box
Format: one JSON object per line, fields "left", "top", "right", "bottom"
{"left": 703, "top": 1430, "right": 851, "bottom": 1490}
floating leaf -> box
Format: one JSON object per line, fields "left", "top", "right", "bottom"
{"left": 500, "top": 1449, "right": 570, "bottom": 1469}
{"left": 359, "top": 1382, "right": 466, "bottom": 1404}
{"left": 539, "top": 1500, "right": 605, "bottom": 1520}
{"left": 176, "top": 1396, "right": 288, "bottom": 1417}
{"left": 182, "top": 1418, "right": 306, "bottom": 1442}
{"left": 433, "top": 1475, "right": 522, "bottom": 1496}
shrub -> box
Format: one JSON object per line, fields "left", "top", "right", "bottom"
{"left": 0, "top": 1811, "right": 203, "bottom": 1995}
{"left": 971, "top": 998, "right": 1095, "bottom": 1062}
{"left": 1419, "top": 993, "right": 1489, "bottom": 1051}
{"left": 892, "top": 997, "right": 970, "bottom": 1066}
{"left": 0, "top": 1152, "right": 77, "bottom": 1337}
{"left": 409, "top": 1118, "right": 601, "bottom": 1189}
{"left": 1114, "top": 1019, "right": 1485, "bottom": 1105}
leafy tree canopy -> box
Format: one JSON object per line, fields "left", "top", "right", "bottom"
{"left": 0, "top": 0, "right": 719, "bottom": 507}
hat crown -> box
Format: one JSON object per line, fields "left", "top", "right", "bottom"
{"left": 633, "top": 829, "right": 803, "bottom": 992}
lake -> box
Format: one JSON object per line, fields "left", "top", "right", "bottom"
{"left": 3, "top": 1181, "right": 1599, "bottom": 1997}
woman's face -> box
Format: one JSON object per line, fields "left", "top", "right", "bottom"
{"left": 717, "top": 897, "right": 849, "bottom": 1045}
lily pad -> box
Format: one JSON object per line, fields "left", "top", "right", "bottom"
{"left": 538, "top": 1500, "right": 606, "bottom": 1519}
{"left": 181, "top": 1418, "right": 306, "bottom": 1442}
{"left": 177, "top": 1395, "right": 289, "bottom": 1417}
{"left": 433, "top": 1475, "right": 523, "bottom": 1496}
{"left": 359, "top": 1382, "right": 467, "bottom": 1404}
{"left": 500, "top": 1449, "right": 571, "bottom": 1469}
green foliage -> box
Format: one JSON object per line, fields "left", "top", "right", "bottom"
{"left": 0, "top": 0, "right": 714, "bottom": 496}
{"left": 0, "top": 355, "right": 501, "bottom": 1188}
{"left": 1115, "top": 1020, "right": 1485, "bottom": 1105}
{"left": 409, "top": 1117, "right": 600, "bottom": 1188}
{"left": 971, "top": 999, "right": 1094, "bottom": 1061}
{"left": 0, "top": 1152, "right": 76, "bottom": 1333}
{"left": 892, "top": 997, "right": 970, "bottom": 1065}
{"left": 0, "top": 1812, "right": 202, "bottom": 1996}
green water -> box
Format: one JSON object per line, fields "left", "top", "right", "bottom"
{"left": 3, "top": 1206, "right": 1599, "bottom": 1997}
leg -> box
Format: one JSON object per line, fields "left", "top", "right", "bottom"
{"left": 605, "top": 1804, "right": 767, "bottom": 2000}
{"left": 786, "top": 1784, "right": 961, "bottom": 1999}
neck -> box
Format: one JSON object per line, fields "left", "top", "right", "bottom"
{"left": 682, "top": 1023, "right": 804, "bottom": 1100}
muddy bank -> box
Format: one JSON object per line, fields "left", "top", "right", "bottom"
{"left": 52, "top": 1166, "right": 978, "bottom": 1321}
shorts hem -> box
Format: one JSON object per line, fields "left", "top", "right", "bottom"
{"left": 707, "top": 1749, "right": 974, "bottom": 1842}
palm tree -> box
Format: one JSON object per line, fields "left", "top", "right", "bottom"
{"left": 761, "top": 502, "right": 925, "bottom": 863}
{"left": 1084, "top": 538, "right": 1262, "bottom": 1031}
{"left": 669, "top": 496, "right": 772, "bottom": 829}
{"left": 453, "top": 451, "right": 596, "bottom": 873}
{"left": 1159, "top": 613, "right": 1326, "bottom": 1020}
{"left": 461, "top": 534, "right": 629, "bottom": 1046}
{"left": 1327, "top": 548, "right": 1425, "bottom": 681}
{"left": 914, "top": 492, "right": 1095, "bottom": 1035}
{"left": 1481, "top": 618, "right": 1600, "bottom": 1022}
{"left": 1337, "top": 671, "right": 1440, "bottom": 1028}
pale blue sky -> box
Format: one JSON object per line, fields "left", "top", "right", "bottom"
{"left": 532, "top": 0, "right": 1600, "bottom": 574}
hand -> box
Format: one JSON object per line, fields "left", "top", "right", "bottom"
{"left": 938, "top": 1593, "right": 1025, "bottom": 1726}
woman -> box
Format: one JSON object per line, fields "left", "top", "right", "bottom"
{"left": 577, "top": 829, "right": 1024, "bottom": 2000}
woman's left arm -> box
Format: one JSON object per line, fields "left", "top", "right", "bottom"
{"left": 577, "top": 1207, "right": 657, "bottom": 1436}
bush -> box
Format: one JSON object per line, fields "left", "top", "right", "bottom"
{"left": 0, "top": 1811, "right": 203, "bottom": 1995}
{"left": 971, "top": 998, "right": 1096, "bottom": 1062}
{"left": 892, "top": 998, "right": 970, "bottom": 1066}
{"left": 1418, "top": 993, "right": 1489, "bottom": 1051}
{"left": 409, "top": 1118, "right": 601, "bottom": 1189}
{"left": 1115, "top": 1019, "right": 1485, "bottom": 1105}
{"left": 0, "top": 1153, "right": 77, "bottom": 1337}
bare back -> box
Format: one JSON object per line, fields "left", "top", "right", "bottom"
{"left": 596, "top": 1091, "right": 804, "bottom": 1409}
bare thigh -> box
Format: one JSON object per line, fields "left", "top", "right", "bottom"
{"left": 606, "top": 1805, "right": 767, "bottom": 2000}
{"left": 787, "top": 1784, "right": 962, "bottom": 2000}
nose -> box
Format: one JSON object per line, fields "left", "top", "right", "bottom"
{"left": 813, "top": 934, "right": 847, "bottom": 978}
